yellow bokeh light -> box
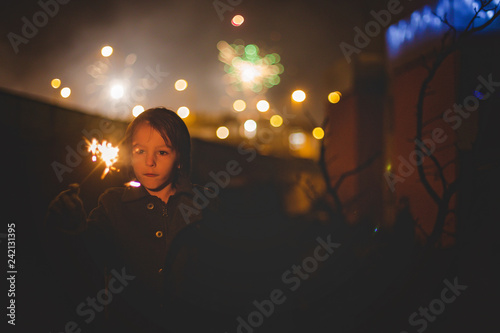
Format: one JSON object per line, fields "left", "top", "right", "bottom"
{"left": 216, "top": 126, "right": 229, "bottom": 139}
{"left": 256, "top": 100, "right": 270, "bottom": 112}
{"left": 174, "top": 79, "right": 188, "bottom": 91}
{"left": 177, "top": 106, "right": 190, "bottom": 119}
{"left": 132, "top": 105, "right": 145, "bottom": 117}
{"left": 51, "top": 78, "right": 61, "bottom": 89}
{"left": 233, "top": 99, "right": 246, "bottom": 112}
{"left": 312, "top": 127, "right": 324, "bottom": 140}
{"left": 292, "top": 90, "right": 306, "bottom": 102}
{"left": 101, "top": 45, "right": 113, "bottom": 57}
{"left": 231, "top": 15, "right": 245, "bottom": 26}
{"left": 60, "top": 87, "right": 71, "bottom": 98}
{"left": 386, "top": 164, "right": 392, "bottom": 171}
{"left": 328, "top": 91, "right": 342, "bottom": 104}
{"left": 270, "top": 115, "right": 283, "bottom": 127}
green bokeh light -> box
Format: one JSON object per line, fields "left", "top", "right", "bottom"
{"left": 218, "top": 41, "right": 284, "bottom": 93}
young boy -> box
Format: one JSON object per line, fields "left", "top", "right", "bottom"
{"left": 46, "top": 107, "right": 226, "bottom": 332}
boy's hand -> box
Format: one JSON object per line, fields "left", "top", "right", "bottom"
{"left": 47, "top": 183, "right": 86, "bottom": 232}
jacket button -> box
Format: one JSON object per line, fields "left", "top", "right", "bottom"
{"left": 158, "top": 268, "right": 163, "bottom": 274}
{"left": 147, "top": 203, "right": 154, "bottom": 210}
{"left": 155, "top": 230, "right": 163, "bottom": 238}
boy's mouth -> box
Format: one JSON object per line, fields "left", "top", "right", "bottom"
{"left": 143, "top": 173, "right": 159, "bottom": 177}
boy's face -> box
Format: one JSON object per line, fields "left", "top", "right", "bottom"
{"left": 131, "top": 123, "right": 178, "bottom": 191}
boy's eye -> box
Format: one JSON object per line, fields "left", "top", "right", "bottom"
{"left": 134, "top": 149, "right": 145, "bottom": 154}
{"left": 158, "top": 151, "right": 169, "bottom": 156}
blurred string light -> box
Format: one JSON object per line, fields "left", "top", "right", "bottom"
{"left": 386, "top": 0, "right": 500, "bottom": 58}
{"left": 243, "top": 119, "right": 257, "bottom": 139}
{"left": 244, "top": 119, "right": 257, "bottom": 132}
{"left": 231, "top": 15, "right": 245, "bottom": 27}
{"left": 474, "top": 90, "right": 485, "bottom": 100}
{"left": 328, "top": 91, "right": 342, "bottom": 104}
{"left": 132, "top": 105, "right": 145, "bottom": 117}
{"left": 60, "top": 87, "right": 71, "bottom": 98}
{"left": 51, "top": 78, "right": 61, "bottom": 89}
{"left": 217, "top": 40, "right": 284, "bottom": 93}
{"left": 312, "top": 127, "right": 324, "bottom": 140}
{"left": 110, "top": 84, "right": 124, "bottom": 99}
{"left": 216, "top": 126, "right": 229, "bottom": 139}
{"left": 270, "top": 115, "right": 283, "bottom": 127}
{"left": 175, "top": 79, "right": 188, "bottom": 91}
{"left": 256, "top": 99, "right": 270, "bottom": 112}
{"left": 86, "top": 47, "right": 145, "bottom": 119}
{"left": 177, "top": 106, "right": 190, "bottom": 119}
{"left": 289, "top": 131, "right": 306, "bottom": 150}
{"left": 233, "top": 99, "right": 246, "bottom": 112}
{"left": 292, "top": 89, "right": 306, "bottom": 102}
{"left": 101, "top": 45, "right": 113, "bottom": 57}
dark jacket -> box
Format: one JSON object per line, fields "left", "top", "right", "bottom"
{"left": 46, "top": 177, "right": 233, "bottom": 333}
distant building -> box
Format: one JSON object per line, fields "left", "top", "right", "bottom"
{"left": 323, "top": 0, "right": 500, "bottom": 246}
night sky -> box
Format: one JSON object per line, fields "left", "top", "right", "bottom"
{"left": 0, "top": 0, "right": 387, "bottom": 122}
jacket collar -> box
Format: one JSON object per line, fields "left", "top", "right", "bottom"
{"left": 121, "top": 175, "right": 194, "bottom": 203}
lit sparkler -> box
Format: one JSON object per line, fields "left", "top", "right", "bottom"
{"left": 85, "top": 138, "right": 120, "bottom": 179}
{"left": 78, "top": 137, "right": 140, "bottom": 188}
{"left": 124, "top": 180, "right": 141, "bottom": 187}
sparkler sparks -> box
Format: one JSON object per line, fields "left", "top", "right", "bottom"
{"left": 125, "top": 180, "right": 141, "bottom": 187}
{"left": 85, "top": 138, "right": 120, "bottom": 179}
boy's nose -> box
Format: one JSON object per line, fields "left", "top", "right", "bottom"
{"left": 146, "top": 154, "right": 156, "bottom": 167}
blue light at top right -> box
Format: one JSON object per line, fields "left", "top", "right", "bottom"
{"left": 386, "top": 0, "right": 500, "bottom": 59}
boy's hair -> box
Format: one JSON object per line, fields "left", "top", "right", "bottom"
{"left": 123, "top": 107, "right": 191, "bottom": 180}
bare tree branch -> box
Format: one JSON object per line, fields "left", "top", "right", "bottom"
{"left": 332, "top": 151, "right": 382, "bottom": 192}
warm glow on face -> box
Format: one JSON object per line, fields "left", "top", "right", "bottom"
{"left": 60, "top": 87, "right": 71, "bottom": 98}
{"left": 312, "top": 127, "right": 324, "bottom": 140}
{"left": 270, "top": 115, "right": 283, "bottom": 127}
{"left": 174, "top": 79, "right": 188, "bottom": 91}
{"left": 231, "top": 15, "right": 244, "bottom": 26}
{"left": 132, "top": 105, "right": 145, "bottom": 117}
{"left": 328, "top": 91, "right": 342, "bottom": 104}
{"left": 233, "top": 99, "right": 246, "bottom": 112}
{"left": 256, "top": 100, "right": 270, "bottom": 112}
{"left": 216, "top": 126, "right": 229, "bottom": 139}
{"left": 101, "top": 46, "right": 113, "bottom": 57}
{"left": 131, "top": 124, "right": 178, "bottom": 191}
{"left": 51, "top": 78, "right": 61, "bottom": 89}
{"left": 177, "top": 106, "right": 190, "bottom": 118}
{"left": 292, "top": 90, "right": 306, "bottom": 102}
